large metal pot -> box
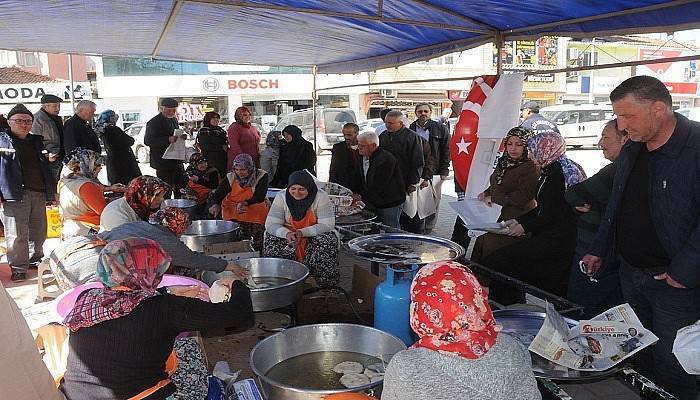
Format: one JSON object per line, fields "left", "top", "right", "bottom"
{"left": 201, "top": 257, "right": 308, "bottom": 312}
{"left": 162, "top": 198, "right": 198, "bottom": 220}
{"left": 180, "top": 220, "right": 240, "bottom": 252}
{"left": 250, "top": 323, "right": 406, "bottom": 400}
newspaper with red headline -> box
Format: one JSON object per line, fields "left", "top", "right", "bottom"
{"left": 528, "top": 303, "right": 658, "bottom": 371}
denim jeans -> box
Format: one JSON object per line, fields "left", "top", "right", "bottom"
{"left": 567, "top": 256, "right": 623, "bottom": 319}
{"left": 375, "top": 205, "right": 402, "bottom": 229}
{"left": 618, "top": 258, "right": 700, "bottom": 400}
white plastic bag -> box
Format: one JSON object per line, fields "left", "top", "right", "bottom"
{"left": 673, "top": 319, "right": 700, "bottom": 374}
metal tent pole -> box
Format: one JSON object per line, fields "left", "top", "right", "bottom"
{"left": 68, "top": 54, "right": 76, "bottom": 111}
{"left": 312, "top": 65, "right": 318, "bottom": 154}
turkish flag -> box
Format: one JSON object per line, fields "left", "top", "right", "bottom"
{"left": 450, "top": 76, "right": 499, "bottom": 192}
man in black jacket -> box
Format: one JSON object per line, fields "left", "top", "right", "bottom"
{"left": 409, "top": 103, "right": 451, "bottom": 233}
{"left": 329, "top": 122, "right": 360, "bottom": 189}
{"left": 63, "top": 100, "right": 100, "bottom": 154}
{"left": 0, "top": 104, "right": 56, "bottom": 281}
{"left": 351, "top": 131, "right": 405, "bottom": 229}
{"left": 144, "top": 98, "right": 187, "bottom": 198}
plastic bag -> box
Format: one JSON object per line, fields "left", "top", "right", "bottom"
{"left": 673, "top": 319, "right": 700, "bottom": 375}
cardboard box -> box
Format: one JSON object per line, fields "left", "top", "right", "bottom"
{"left": 204, "top": 240, "right": 253, "bottom": 255}
{"left": 351, "top": 265, "right": 383, "bottom": 306}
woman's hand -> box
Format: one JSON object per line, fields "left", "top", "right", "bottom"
{"left": 478, "top": 192, "right": 492, "bottom": 206}
{"left": 209, "top": 204, "right": 221, "bottom": 217}
{"left": 236, "top": 202, "right": 247, "bottom": 214}
{"left": 189, "top": 175, "right": 199, "bottom": 182}
{"left": 105, "top": 183, "right": 127, "bottom": 193}
{"left": 225, "top": 262, "right": 250, "bottom": 281}
{"left": 167, "top": 285, "right": 210, "bottom": 301}
{"left": 575, "top": 204, "right": 592, "bottom": 213}
{"left": 285, "top": 231, "right": 297, "bottom": 244}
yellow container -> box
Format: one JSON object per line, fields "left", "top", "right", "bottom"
{"left": 46, "top": 206, "right": 62, "bottom": 238}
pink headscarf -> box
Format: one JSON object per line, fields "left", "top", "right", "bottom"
{"left": 410, "top": 261, "right": 499, "bottom": 359}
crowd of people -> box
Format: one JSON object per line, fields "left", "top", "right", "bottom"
{"left": 0, "top": 74, "right": 698, "bottom": 399}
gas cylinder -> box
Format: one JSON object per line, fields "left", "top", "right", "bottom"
{"left": 374, "top": 264, "right": 418, "bottom": 345}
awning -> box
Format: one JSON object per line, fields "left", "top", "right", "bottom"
{"left": 0, "top": 1, "right": 699, "bottom": 74}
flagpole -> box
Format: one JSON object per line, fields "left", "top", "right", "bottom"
{"left": 495, "top": 32, "right": 504, "bottom": 75}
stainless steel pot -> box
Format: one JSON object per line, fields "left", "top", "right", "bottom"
{"left": 162, "top": 198, "right": 198, "bottom": 220}
{"left": 180, "top": 220, "right": 240, "bottom": 252}
{"left": 201, "top": 257, "right": 308, "bottom": 312}
{"left": 250, "top": 323, "right": 406, "bottom": 400}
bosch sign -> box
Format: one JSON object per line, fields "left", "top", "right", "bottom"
{"left": 228, "top": 79, "right": 279, "bottom": 90}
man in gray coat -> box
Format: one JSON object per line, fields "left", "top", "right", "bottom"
{"left": 31, "top": 94, "right": 64, "bottom": 183}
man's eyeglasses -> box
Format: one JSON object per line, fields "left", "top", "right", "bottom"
{"left": 9, "top": 118, "right": 33, "bottom": 125}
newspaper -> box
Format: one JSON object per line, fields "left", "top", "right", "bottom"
{"left": 449, "top": 198, "right": 506, "bottom": 233}
{"left": 528, "top": 303, "right": 658, "bottom": 371}
{"left": 162, "top": 129, "right": 188, "bottom": 161}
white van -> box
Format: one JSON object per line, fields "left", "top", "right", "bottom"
{"left": 677, "top": 107, "right": 700, "bottom": 122}
{"left": 539, "top": 104, "right": 614, "bottom": 148}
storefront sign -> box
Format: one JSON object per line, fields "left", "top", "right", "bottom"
{"left": 525, "top": 74, "right": 555, "bottom": 83}
{"left": 448, "top": 90, "right": 470, "bottom": 100}
{"left": 0, "top": 82, "right": 91, "bottom": 104}
{"left": 227, "top": 79, "right": 279, "bottom": 90}
{"left": 177, "top": 102, "right": 205, "bottom": 123}
{"left": 663, "top": 81, "right": 698, "bottom": 95}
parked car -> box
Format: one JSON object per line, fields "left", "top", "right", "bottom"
{"left": 125, "top": 122, "right": 196, "bottom": 164}
{"left": 358, "top": 118, "right": 384, "bottom": 133}
{"left": 273, "top": 107, "right": 357, "bottom": 153}
{"left": 677, "top": 107, "right": 700, "bottom": 122}
{"left": 539, "top": 103, "right": 614, "bottom": 148}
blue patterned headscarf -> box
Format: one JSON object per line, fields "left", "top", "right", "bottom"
{"left": 62, "top": 147, "right": 104, "bottom": 180}
{"left": 95, "top": 109, "right": 118, "bottom": 134}
{"left": 528, "top": 132, "right": 586, "bottom": 187}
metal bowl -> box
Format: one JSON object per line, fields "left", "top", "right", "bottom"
{"left": 180, "top": 219, "right": 240, "bottom": 252}
{"left": 163, "top": 198, "right": 198, "bottom": 220}
{"left": 201, "top": 257, "right": 309, "bottom": 312}
{"left": 250, "top": 323, "right": 407, "bottom": 400}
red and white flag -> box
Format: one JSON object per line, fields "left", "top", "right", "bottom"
{"left": 450, "top": 73, "right": 524, "bottom": 198}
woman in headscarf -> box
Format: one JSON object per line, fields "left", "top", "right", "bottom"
{"left": 269, "top": 125, "right": 316, "bottom": 188}
{"left": 470, "top": 127, "right": 539, "bottom": 261}
{"left": 381, "top": 261, "right": 540, "bottom": 400}
{"left": 50, "top": 207, "right": 248, "bottom": 290}
{"left": 208, "top": 153, "right": 269, "bottom": 250}
{"left": 181, "top": 152, "right": 220, "bottom": 216}
{"left": 482, "top": 131, "right": 586, "bottom": 304}
{"left": 263, "top": 170, "right": 338, "bottom": 287}
{"left": 96, "top": 109, "right": 141, "bottom": 185}
{"left": 226, "top": 106, "right": 260, "bottom": 172}
{"left": 99, "top": 175, "right": 170, "bottom": 232}
{"left": 195, "top": 111, "right": 228, "bottom": 174}
{"left": 59, "top": 238, "right": 254, "bottom": 400}
{"left": 58, "top": 148, "right": 109, "bottom": 238}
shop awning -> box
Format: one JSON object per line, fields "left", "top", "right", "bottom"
{"left": 0, "top": 0, "right": 699, "bottom": 74}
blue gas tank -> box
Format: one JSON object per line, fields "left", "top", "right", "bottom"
{"left": 374, "top": 264, "right": 418, "bottom": 346}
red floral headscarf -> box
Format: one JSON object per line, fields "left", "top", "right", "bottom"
{"left": 124, "top": 175, "right": 171, "bottom": 220}
{"left": 410, "top": 261, "right": 499, "bottom": 359}
{"left": 148, "top": 207, "right": 191, "bottom": 237}
{"left": 63, "top": 238, "right": 171, "bottom": 331}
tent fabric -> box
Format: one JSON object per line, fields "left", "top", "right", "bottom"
{"left": 0, "top": 0, "right": 698, "bottom": 73}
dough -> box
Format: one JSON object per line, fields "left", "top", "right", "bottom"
{"left": 370, "top": 375, "right": 384, "bottom": 383}
{"left": 340, "top": 373, "right": 370, "bottom": 388}
{"left": 333, "top": 361, "right": 364, "bottom": 374}
{"left": 208, "top": 281, "right": 230, "bottom": 303}
{"left": 363, "top": 363, "right": 385, "bottom": 378}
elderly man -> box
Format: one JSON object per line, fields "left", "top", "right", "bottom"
{"left": 409, "top": 103, "right": 451, "bottom": 234}
{"left": 565, "top": 119, "right": 628, "bottom": 318}
{"left": 63, "top": 100, "right": 100, "bottom": 154}
{"left": 0, "top": 104, "right": 56, "bottom": 281}
{"left": 350, "top": 131, "right": 405, "bottom": 229}
{"left": 329, "top": 122, "right": 360, "bottom": 189}
{"left": 31, "top": 94, "right": 65, "bottom": 183}
{"left": 144, "top": 98, "right": 186, "bottom": 199}
{"left": 519, "top": 100, "right": 559, "bottom": 136}
{"left": 582, "top": 76, "right": 700, "bottom": 400}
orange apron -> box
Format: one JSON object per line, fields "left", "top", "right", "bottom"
{"left": 187, "top": 181, "right": 211, "bottom": 204}
{"left": 288, "top": 209, "right": 317, "bottom": 262}
{"left": 127, "top": 350, "right": 178, "bottom": 400}
{"left": 222, "top": 181, "right": 269, "bottom": 225}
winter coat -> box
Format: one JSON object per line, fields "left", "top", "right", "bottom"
{"left": 63, "top": 114, "right": 101, "bottom": 154}
{"left": 409, "top": 119, "right": 451, "bottom": 176}
{"left": 144, "top": 113, "right": 181, "bottom": 170}
{"left": 103, "top": 125, "right": 141, "bottom": 185}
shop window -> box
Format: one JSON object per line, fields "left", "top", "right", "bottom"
{"left": 16, "top": 51, "right": 37, "bottom": 67}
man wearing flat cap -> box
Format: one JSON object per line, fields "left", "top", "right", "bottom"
{"left": 0, "top": 104, "right": 57, "bottom": 281}
{"left": 31, "top": 94, "right": 65, "bottom": 183}
{"left": 144, "top": 97, "right": 186, "bottom": 198}
{"left": 520, "top": 100, "right": 559, "bottom": 137}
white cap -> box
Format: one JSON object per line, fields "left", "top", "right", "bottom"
{"left": 673, "top": 320, "right": 700, "bottom": 375}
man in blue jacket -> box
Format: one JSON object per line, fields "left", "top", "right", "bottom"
{"left": 582, "top": 76, "right": 700, "bottom": 400}
{"left": 0, "top": 104, "right": 56, "bottom": 281}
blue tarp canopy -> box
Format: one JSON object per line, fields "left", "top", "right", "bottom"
{"left": 0, "top": 0, "right": 699, "bottom": 73}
